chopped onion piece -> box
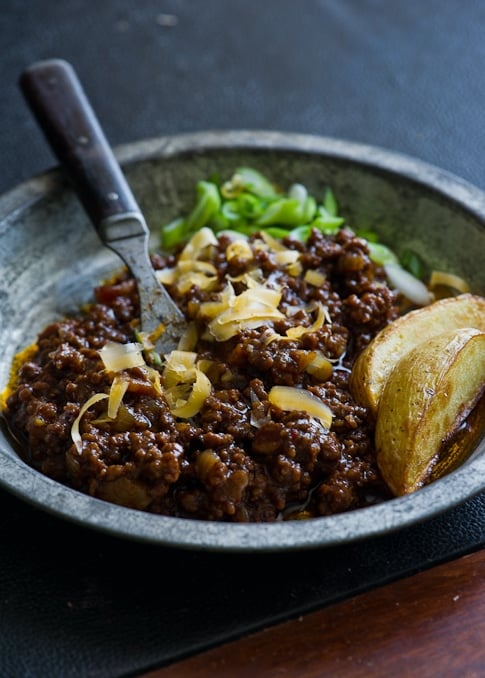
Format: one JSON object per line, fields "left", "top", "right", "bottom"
{"left": 306, "top": 352, "right": 333, "bottom": 380}
{"left": 384, "top": 263, "right": 433, "bottom": 307}
{"left": 268, "top": 386, "right": 333, "bottom": 429}
{"left": 250, "top": 409, "right": 271, "bottom": 428}
{"left": 304, "top": 269, "right": 326, "bottom": 287}
{"left": 99, "top": 341, "right": 146, "bottom": 372}
{"left": 71, "top": 393, "right": 109, "bottom": 453}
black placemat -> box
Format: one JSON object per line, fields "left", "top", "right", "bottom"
{"left": 1, "top": 2, "right": 485, "bottom": 677}
{"left": 1, "top": 488, "right": 484, "bottom": 678}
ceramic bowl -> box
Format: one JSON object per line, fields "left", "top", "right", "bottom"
{"left": 1, "top": 130, "right": 484, "bottom": 551}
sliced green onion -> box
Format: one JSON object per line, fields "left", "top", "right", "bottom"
{"left": 221, "top": 199, "right": 245, "bottom": 224}
{"left": 161, "top": 217, "right": 187, "bottom": 250}
{"left": 288, "top": 224, "right": 312, "bottom": 242}
{"left": 185, "top": 181, "right": 221, "bottom": 233}
{"left": 367, "top": 242, "right": 399, "bottom": 266}
{"left": 265, "top": 227, "right": 295, "bottom": 239}
{"left": 236, "top": 192, "right": 265, "bottom": 220}
{"left": 288, "top": 183, "right": 308, "bottom": 202}
{"left": 257, "top": 197, "right": 316, "bottom": 227}
{"left": 323, "top": 187, "right": 338, "bottom": 216}
{"left": 232, "top": 167, "right": 279, "bottom": 199}
{"left": 159, "top": 167, "right": 411, "bottom": 276}
{"left": 302, "top": 196, "right": 317, "bottom": 223}
{"left": 310, "top": 211, "right": 344, "bottom": 235}
{"left": 99, "top": 341, "right": 146, "bottom": 372}
{"left": 400, "top": 248, "right": 428, "bottom": 280}
{"left": 210, "top": 211, "right": 230, "bottom": 233}
{"left": 356, "top": 228, "right": 379, "bottom": 243}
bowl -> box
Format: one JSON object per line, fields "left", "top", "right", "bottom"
{"left": 1, "top": 130, "right": 484, "bottom": 552}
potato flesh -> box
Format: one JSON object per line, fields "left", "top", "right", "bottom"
{"left": 375, "top": 328, "right": 485, "bottom": 495}
{"left": 350, "top": 294, "right": 485, "bottom": 415}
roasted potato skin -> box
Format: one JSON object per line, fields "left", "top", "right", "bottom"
{"left": 350, "top": 294, "right": 485, "bottom": 415}
{"left": 375, "top": 328, "right": 485, "bottom": 496}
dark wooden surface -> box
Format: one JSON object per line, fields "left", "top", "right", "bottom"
{"left": 147, "top": 548, "right": 485, "bottom": 677}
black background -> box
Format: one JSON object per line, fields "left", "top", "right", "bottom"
{"left": 1, "top": 2, "right": 485, "bottom": 677}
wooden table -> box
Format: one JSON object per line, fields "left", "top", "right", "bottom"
{"left": 144, "top": 548, "right": 485, "bottom": 677}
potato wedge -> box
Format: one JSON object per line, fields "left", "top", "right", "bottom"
{"left": 350, "top": 293, "right": 485, "bottom": 415}
{"left": 375, "top": 327, "right": 485, "bottom": 496}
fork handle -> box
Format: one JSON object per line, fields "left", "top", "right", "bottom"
{"left": 19, "top": 59, "right": 140, "bottom": 228}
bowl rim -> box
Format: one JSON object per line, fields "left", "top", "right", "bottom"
{"left": 1, "top": 129, "right": 484, "bottom": 552}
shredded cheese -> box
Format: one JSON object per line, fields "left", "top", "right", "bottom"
{"left": 74, "top": 225, "right": 340, "bottom": 433}
{"left": 99, "top": 341, "right": 146, "bottom": 372}
{"left": 268, "top": 386, "right": 333, "bottom": 429}
{"left": 207, "top": 285, "right": 285, "bottom": 341}
{"left": 163, "top": 350, "right": 198, "bottom": 387}
{"left": 179, "top": 227, "right": 218, "bottom": 261}
{"left": 177, "top": 322, "right": 199, "bottom": 351}
{"left": 165, "top": 369, "right": 212, "bottom": 418}
{"left": 107, "top": 375, "right": 129, "bottom": 419}
{"left": 71, "top": 393, "right": 109, "bottom": 453}
{"left": 226, "top": 239, "right": 254, "bottom": 262}
{"left": 162, "top": 350, "right": 212, "bottom": 418}
{"left": 285, "top": 302, "right": 328, "bottom": 340}
{"left": 156, "top": 228, "right": 219, "bottom": 294}
{"left": 429, "top": 270, "right": 470, "bottom": 294}
{"left": 263, "top": 302, "right": 330, "bottom": 344}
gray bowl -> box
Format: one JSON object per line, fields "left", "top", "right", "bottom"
{"left": 1, "top": 130, "right": 484, "bottom": 552}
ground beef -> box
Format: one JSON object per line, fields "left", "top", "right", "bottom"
{"left": 4, "top": 228, "right": 398, "bottom": 522}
